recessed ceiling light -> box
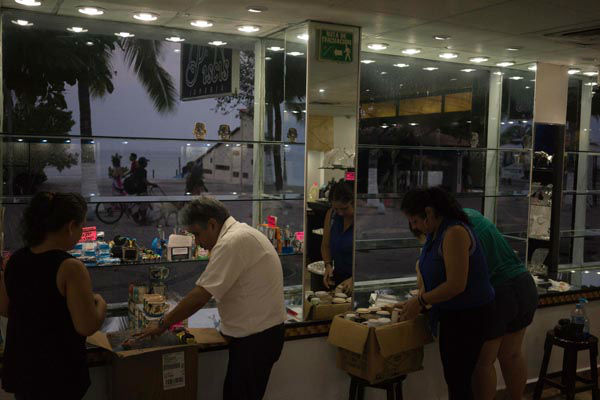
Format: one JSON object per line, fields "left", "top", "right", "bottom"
{"left": 174, "top": 49, "right": 181, "bottom": 53}
{"left": 265, "top": 56, "right": 272, "bottom": 60}
{"left": 409, "top": 122, "right": 419, "bottom": 126}
{"left": 568, "top": 69, "right": 581, "bottom": 75}
{"left": 191, "top": 20, "right": 214, "bottom": 28}
{"left": 15, "top": 0, "right": 41, "bottom": 6}
{"left": 361, "top": 59, "right": 375, "bottom": 64}
{"left": 461, "top": 68, "right": 476, "bottom": 72}
{"left": 583, "top": 71, "right": 599, "bottom": 76}
{"left": 434, "top": 35, "right": 451, "bottom": 40}
{"left": 319, "top": 89, "right": 325, "bottom": 93}
{"left": 506, "top": 47, "right": 522, "bottom": 51}
{"left": 238, "top": 25, "right": 260, "bottom": 33}
{"left": 166, "top": 36, "right": 185, "bottom": 42}
{"left": 381, "top": 124, "right": 389, "bottom": 128}
{"left": 393, "top": 63, "right": 409, "bottom": 68}
{"left": 469, "top": 56, "right": 489, "bottom": 63}
{"left": 450, "top": 78, "right": 458, "bottom": 81}
{"left": 439, "top": 52, "right": 458, "bottom": 59}
{"left": 115, "top": 32, "right": 135, "bottom": 38}
{"left": 67, "top": 26, "right": 88, "bottom": 33}
{"left": 85, "top": 41, "right": 94, "bottom": 46}
{"left": 525, "top": 86, "right": 531, "bottom": 89}
{"left": 267, "top": 46, "right": 284, "bottom": 51}
{"left": 208, "top": 40, "right": 227, "bottom": 46}
{"left": 17, "top": 139, "right": 23, "bottom": 142}
{"left": 368, "top": 43, "right": 389, "bottom": 51}
{"left": 42, "top": 139, "right": 47, "bottom": 143}
{"left": 423, "top": 67, "right": 438, "bottom": 71}
{"left": 11, "top": 19, "right": 33, "bottom": 26}
{"left": 493, "top": 71, "right": 504, "bottom": 76}
{"left": 297, "top": 34, "right": 309, "bottom": 41}
{"left": 509, "top": 76, "right": 524, "bottom": 80}
{"left": 585, "top": 82, "right": 598, "bottom": 86}
{"left": 133, "top": 12, "right": 158, "bottom": 21}
{"left": 287, "top": 51, "right": 304, "bottom": 56}
{"left": 247, "top": 6, "right": 267, "bottom": 13}
{"left": 78, "top": 6, "right": 104, "bottom": 16}
{"left": 380, "top": 71, "right": 388, "bottom": 75}
{"left": 508, "top": 121, "right": 514, "bottom": 124}
{"left": 402, "top": 48, "right": 421, "bottom": 55}
{"left": 496, "top": 61, "right": 515, "bottom": 67}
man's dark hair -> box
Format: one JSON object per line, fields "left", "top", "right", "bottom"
{"left": 181, "top": 197, "right": 230, "bottom": 228}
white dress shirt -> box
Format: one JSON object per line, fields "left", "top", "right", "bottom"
{"left": 196, "top": 216, "right": 286, "bottom": 338}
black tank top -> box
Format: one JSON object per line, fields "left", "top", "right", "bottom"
{"left": 2, "top": 248, "right": 90, "bottom": 397}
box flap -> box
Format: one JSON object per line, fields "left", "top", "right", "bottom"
{"left": 87, "top": 331, "right": 113, "bottom": 351}
{"left": 188, "top": 328, "right": 227, "bottom": 345}
{"left": 375, "top": 316, "right": 433, "bottom": 358}
{"left": 327, "top": 315, "right": 369, "bottom": 354}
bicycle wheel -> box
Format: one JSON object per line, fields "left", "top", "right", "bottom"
{"left": 96, "top": 202, "right": 124, "bottom": 224}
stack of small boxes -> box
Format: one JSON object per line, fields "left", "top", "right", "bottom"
{"left": 128, "top": 285, "right": 171, "bottom": 329}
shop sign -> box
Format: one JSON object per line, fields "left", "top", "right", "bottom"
{"left": 267, "top": 215, "right": 278, "bottom": 227}
{"left": 318, "top": 30, "right": 353, "bottom": 63}
{"left": 79, "top": 226, "right": 97, "bottom": 242}
{"left": 181, "top": 44, "right": 240, "bottom": 100}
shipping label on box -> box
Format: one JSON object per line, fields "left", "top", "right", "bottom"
{"left": 163, "top": 351, "right": 186, "bottom": 390}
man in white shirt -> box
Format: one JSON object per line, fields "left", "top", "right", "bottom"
{"left": 138, "top": 197, "right": 286, "bottom": 400}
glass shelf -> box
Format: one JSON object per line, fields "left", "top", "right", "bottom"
{"left": 0, "top": 133, "right": 305, "bottom": 146}
{"left": 560, "top": 229, "right": 600, "bottom": 239}
{"left": 356, "top": 144, "right": 531, "bottom": 152}
{"left": 2, "top": 192, "right": 304, "bottom": 205}
{"left": 563, "top": 190, "right": 600, "bottom": 196}
{"left": 356, "top": 191, "right": 529, "bottom": 200}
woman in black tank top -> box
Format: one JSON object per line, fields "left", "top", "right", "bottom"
{"left": 0, "top": 192, "right": 107, "bottom": 399}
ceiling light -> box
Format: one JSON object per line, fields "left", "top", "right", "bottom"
{"left": 568, "top": 69, "right": 581, "bottom": 75}
{"left": 528, "top": 65, "right": 537, "bottom": 71}
{"left": 115, "top": 32, "right": 135, "bottom": 38}
{"left": 509, "top": 76, "right": 524, "bottom": 80}
{"left": 521, "top": 120, "right": 528, "bottom": 124}
{"left": 287, "top": 51, "right": 304, "bottom": 56}
{"left": 525, "top": 86, "right": 531, "bottom": 89}
{"left": 247, "top": 6, "right": 267, "bottom": 13}
{"left": 361, "top": 59, "right": 375, "bottom": 64}
{"left": 402, "top": 48, "right": 421, "bottom": 55}
{"left": 496, "top": 61, "right": 515, "bottom": 67}
{"left": 450, "top": 78, "right": 458, "bottom": 81}
{"left": 238, "top": 25, "right": 260, "bottom": 33}
{"left": 17, "top": 139, "right": 23, "bottom": 142}
{"left": 15, "top": 0, "right": 41, "bottom": 6}
{"left": 381, "top": 124, "right": 389, "bottom": 128}
{"left": 368, "top": 43, "right": 389, "bottom": 51}
{"left": 493, "top": 71, "right": 503, "bottom": 76}
{"left": 461, "top": 68, "right": 476, "bottom": 72}
{"left": 319, "top": 89, "right": 325, "bottom": 93}
{"left": 434, "top": 35, "right": 450, "bottom": 40}
{"left": 585, "top": 82, "right": 598, "bottom": 86}
{"left": 265, "top": 57, "right": 272, "bottom": 60}
{"left": 78, "top": 6, "right": 104, "bottom": 16}
{"left": 469, "top": 56, "right": 489, "bottom": 63}
{"left": 191, "top": 20, "right": 214, "bottom": 28}
{"left": 11, "top": 19, "right": 33, "bottom": 26}
{"left": 297, "top": 34, "right": 309, "bottom": 41}
{"left": 42, "top": 139, "right": 47, "bottom": 143}
{"left": 166, "top": 36, "right": 185, "bottom": 42}
{"left": 267, "top": 46, "right": 284, "bottom": 51}
{"left": 409, "top": 122, "right": 419, "bottom": 126}
{"left": 380, "top": 71, "right": 388, "bottom": 75}
{"left": 67, "top": 26, "right": 88, "bottom": 33}
{"left": 85, "top": 41, "right": 94, "bottom": 46}
{"left": 174, "top": 49, "right": 181, "bottom": 53}
{"left": 133, "top": 12, "right": 158, "bottom": 21}
{"left": 439, "top": 52, "right": 458, "bottom": 59}
{"left": 393, "top": 63, "right": 409, "bottom": 68}
{"left": 583, "top": 71, "right": 599, "bottom": 76}
{"left": 423, "top": 67, "right": 438, "bottom": 71}
{"left": 506, "top": 47, "right": 522, "bottom": 51}
{"left": 209, "top": 40, "right": 227, "bottom": 46}
{"left": 509, "top": 121, "right": 514, "bottom": 124}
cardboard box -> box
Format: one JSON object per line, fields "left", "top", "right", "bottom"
{"left": 87, "top": 328, "right": 225, "bottom": 400}
{"left": 327, "top": 315, "right": 433, "bottom": 383}
{"left": 304, "top": 301, "right": 352, "bottom": 320}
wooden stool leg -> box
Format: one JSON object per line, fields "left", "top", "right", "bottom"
{"left": 349, "top": 378, "right": 358, "bottom": 400}
{"left": 533, "top": 335, "right": 553, "bottom": 400}
{"left": 590, "top": 344, "right": 599, "bottom": 400}
{"left": 562, "top": 347, "right": 578, "bottom": 400}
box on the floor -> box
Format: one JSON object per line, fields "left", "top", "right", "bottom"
{"left": 327, "top": 315, "right": 433, "bottom": 384}
{"left": 304, "top": 301, "right": 352, "bottom": 320}
{"left": 87, "top": 328, "right": 226, "bottom": 400}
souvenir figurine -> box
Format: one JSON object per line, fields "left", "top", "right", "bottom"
{"left": 193, "top": 122, "right": 207, "bottom": 140}
{"left": 218, "top": 124, "right": 231, "bottom": 141}
{"left": 287, "top": 127, "right": 298, "bottom": 143}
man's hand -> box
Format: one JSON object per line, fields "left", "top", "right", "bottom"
{"left": 132, "top": 320, "right": 167, "bottom": 341}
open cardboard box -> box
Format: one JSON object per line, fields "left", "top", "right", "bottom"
{"left": 328, "top": 315, "right": 433, "bottom": 384}
{"left": 87, "top": 328, "right": 226, "bottom": 400}
{"left": 304, "top": 301, "right": 352, "bottom": 320}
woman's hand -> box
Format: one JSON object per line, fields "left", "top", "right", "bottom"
{"left": 400, "top": 297, "right": 421, "bottom": 320}
{"left": 323, "top": 263, "right": 333, "bottom": 289}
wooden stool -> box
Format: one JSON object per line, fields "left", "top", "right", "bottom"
{"left": 348, "top": 374, "right": 406, "bottom": 400}
{"left": 533, "top": 330, "right": 599, "bottom": 400}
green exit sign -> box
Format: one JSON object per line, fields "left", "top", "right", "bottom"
{"left": 318, "top": 29, "right": 353, "bottom": 63}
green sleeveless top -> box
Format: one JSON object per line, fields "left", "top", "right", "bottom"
{"left": 464, "top": 208, "right": 527, "bottom": 287}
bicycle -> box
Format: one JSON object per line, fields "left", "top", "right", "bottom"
{"left": 95, "top": 185, "right": 165, "bottom": 225}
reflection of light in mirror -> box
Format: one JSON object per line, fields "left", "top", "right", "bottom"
{"left": 287, "top": 51, "right": 304, "bottom": 56}
{"left": 461, "top": 69, "right": 476, "bottom": 72}
{"left": 361, "top": 59, "right": 375, "bottom": 64}
{"left": 133, "top": 12, "right": 158, "bottom": 22}
{"left": 78, "top": 6, "right": 104, "bottom": 16}
{"left": 191, "top": 20, "right": 214, "bottom": 28}
{"left": 423, "top": 67, "right": 438, "bottom": 71}
{"left": 496, "top": 61, "right": 515, "bottom": 67}
{"left": 238, "top": 25, "right": 261, "bottom": 33}
{"left": 439, "top": 52, "right": 458, "bottom": 59}
{"left": 209, "top": 41, "right": 227, "bottom": 46}
{"left": 402, "top": 48, "right": 421, "bottom": 55}
{"left": 528, "top": 65, "right": 537, "bottom": 71}
{"left": 67, "top": 27, "right": 88, "bottom": 33}
{"left": 409, "top": 122, "right": 419, "bottom": 126}
{"left": 267, "top": 46, "right": 284, "bottom": 51}
{"left": 15, "top": 0, "right": 41, "bottom": 5}
{"left": 509, "top": 76, "right": 524, "bottom": 80}
{"left": 17, "top": 139, "right": 23, "bottom": 142}
{"left": 11, "top": 19, "right": 33, "bottom": 26}
{"left": 469, "top": 57, "right": 489, "bottom": 63}
{"left": 568, "top": 69, "right": 581, "bottom": 75}
{"left": 297, "top": 34, "right": 309, "bottom": 41}
{"left": 319, "top": 89, "right": 325, "bottom": 93}
{"left": 115, "top": 32, "right": 135, "bottom": 38}
{"left": 368, "top": 43, "right": 389, "bottom": 51}
{"left": 166, "top": 36, "right": 185, "bottom": 42}
{"left": 393, "top": 63, "right": 409, "bottom": 68}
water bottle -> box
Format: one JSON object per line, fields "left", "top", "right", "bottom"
{"left": 571, "top": 298, "right": 590, "bottom": 338}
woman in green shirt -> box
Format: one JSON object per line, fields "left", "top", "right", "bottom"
{"left": 412, "top": 207, "right": 538, "bottom": 400}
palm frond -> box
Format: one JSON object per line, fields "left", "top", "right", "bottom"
{"left": 122, "top": 38, "right": 177, "bottom": 114}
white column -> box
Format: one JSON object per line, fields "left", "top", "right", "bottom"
{"left": 252, "top": 40, "right": 265, "bottom": 227}
{"left": 484, "top": 70, "right": 503, "bottom": 221}
{"left": 572, "top": 82, "right": 594, "bottom": 267}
